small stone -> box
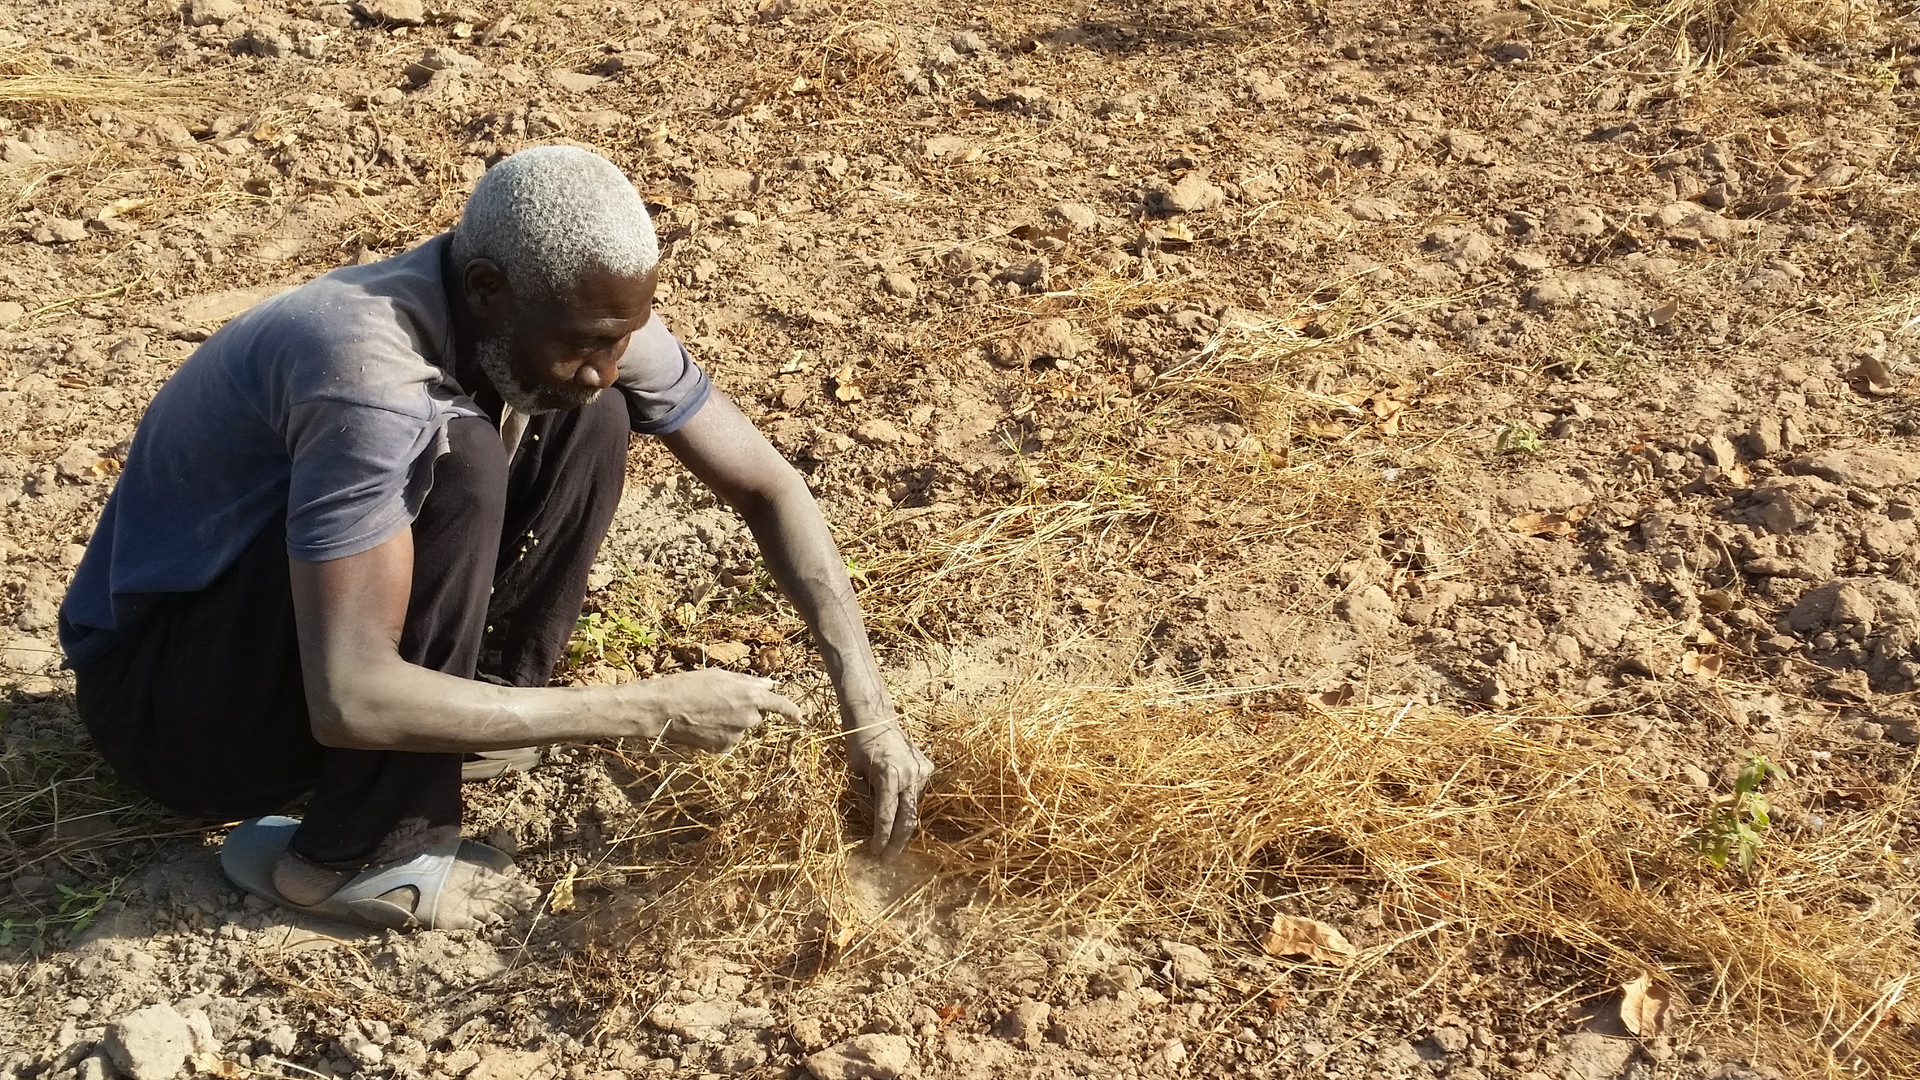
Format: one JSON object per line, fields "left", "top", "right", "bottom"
{"left": 548, "top": 70, "right": 605, "bottom": 94}
{"left": 921, "top": 134, "right": 972, "bottom": 160}
{"left": 988, "top": 317, "right": 1083, "bottom": 368}
{"left": 997, "top": 257, "right": 1048, "bottom": 287}
{"left": 1430, "top": 1024, "right": 1470, "bottom": 1053}
{"left": 1153, "top": 172, "right": 1225, "bottom": 213}
{"left": 405, "top": 46, "right": 482, "bottom": 81}
{"left": 1787, "top": 447, "right": 1920, "bottom": 490}
{"left": 810, "top": 431, "right": 855, "bottom": 458}
{"left": 1088, "top": 964, "right": 1144, "bottom": 997}
{"left": 340, "top": 1032, "right": 383, "bottom": 1067}
{"left": 1338, "top": 585, "right": 1396, "bottom": 635}
{"left": 354, "top": 0, "right": 425, "bottom": 24}
{"left": 703, "top": 641, "right": 751, "bottom": 666}
{"left": 56, "top": 443, "right": 104, "bottom": 482}
{"left": 804, "top": 1034, "right": 914, "bottom": 1080}
{"left": 1680, "top": 765, "right": 1712, "bottom": 789}
{"left": 1346, "top": 197, "right": 1400, "bottom": 222}
{"left": 263, "top": 1025, "right": 297, "bottom": 1056}
{"left": 1848, "top": 721, "right": 1886, "bottom": 741}
{"left": 723, "top": 209, "right": 760, "bottom": 228}
{"left": 879, "top": 271, "right": 917, "bottom": 299}
{"left": 76, "top": 1053, "right": 114, "bottom": 1080}
{"left": 1544, "top": 205, "right": 1606, "bottom": 238}
{"left": 1158, "top": 940, "right": 1212, "bottom": 987}
{"left": 1525, "top": 278, "right": 1573, "bottom": 313}
{"left": 0, "top": 301, "right": 24, "bottom": 327}
{"left": 1048, "top": 201, "right": 1097, "bottom": 231}
{"left": 34, "top": 218, "right": 89, "bottom": 244}
{"left": 853, "top": 418, "right": 905, "bottom": 446}
{"left": 690, "top": 167, "right": 758, "bottom": 201}
{"left": 1505, "top": 250, "right": 1550, "bottom": 274}
{"left": 950, "top": 30, "right": 988, "bottom": 54}
{"left": 105, "top": 1003, "right": 192, "bottom": 1080}
{"left": 182, "top": 0, "right": 241, "bottom": 25}
{"left": 993, "top": 1000, "right": 1051, "bottom": 1049}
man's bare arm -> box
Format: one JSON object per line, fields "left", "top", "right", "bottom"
{"left": 660, "top": 390, "right": 933, "bottom": 853}
{"left": 289, "top": 527, "right": 797, "bottom": 753}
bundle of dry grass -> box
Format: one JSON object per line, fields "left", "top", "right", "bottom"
{"left": 609, "top": 680, "right": 1920, "bottom": 1076}
{"left": 0, "top": 47, "right": 195, "bottom": 114}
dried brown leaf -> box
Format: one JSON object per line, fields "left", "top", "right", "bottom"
{"left": 1620, "top": 972, "right": 1674, "bottom": 1036}
{"left": 1681, "top": 651, "right": 1723, "bottom": 680}
{"left": 549, "top": 861, "right": 578, "bottom": 913}
{"left": 1853, "top": 355, "right": 1898, "bottom": 397}
{"left": 1509, "top": 505, "right": 1590, "bottom": 538}
{"left": 832, "top": 363, "right": 864, "bottom": 403}
{"left": 1260, "top": 914, "right": 1357, "bottom": 966}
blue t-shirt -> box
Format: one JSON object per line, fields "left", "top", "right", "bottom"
{"left": 59, "top": 234, "right": 710, "bottom": 667}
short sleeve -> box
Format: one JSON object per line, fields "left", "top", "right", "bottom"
{"left": 284, "top": 397, "right": 441, "bottom": 562}
{"left": 615, "top": 316, "right": 711, "bottom": 435}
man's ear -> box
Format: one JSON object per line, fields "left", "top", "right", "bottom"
{"left": 462, "top": 259, "right": 510, "bottom": 320}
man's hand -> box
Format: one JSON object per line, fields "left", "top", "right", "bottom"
{"left": 847, "top": 722, "right": 934, "bottom": 856}
{"left": 660, "top": 393, "right": 930, "bottom": 854}
{"left": 635, "top": 669, "right": 800, "bottom": 752}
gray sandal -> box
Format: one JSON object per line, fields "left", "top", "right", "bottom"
{"left": 220, "top": 815, "right": 512, "bottom": 931}
{"left": 461, "top": 746, "right": 542, "bottom": 782}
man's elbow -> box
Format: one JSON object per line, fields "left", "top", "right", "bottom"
{"left": 734, "top": 460, "right": 814, "bottom": 522}
{"left": 305, "top": 688, "right": 397, "bottom": 751}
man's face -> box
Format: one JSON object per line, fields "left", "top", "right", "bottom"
{"left": 468, "top": 264, "right": 659, "bottom": 414}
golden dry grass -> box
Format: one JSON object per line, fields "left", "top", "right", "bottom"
{"left": 0, "top": 47, "right": 197, "bottom": 113}
{"left": 603, "top": 679, "right": 1920, "bottom": 1077}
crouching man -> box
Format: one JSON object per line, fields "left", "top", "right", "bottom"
{"left": 58, "top": 146, "right": 932, "bottom": 930}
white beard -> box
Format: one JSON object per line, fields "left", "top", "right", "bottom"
{"left": 477, "top": 335, "right": 602, "bottom": 415}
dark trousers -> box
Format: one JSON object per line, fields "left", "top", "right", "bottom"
{"left": 73, "top": 391, "right": 629, "bottom": 867}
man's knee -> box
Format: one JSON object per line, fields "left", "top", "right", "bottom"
{"left": 572, "top": 388, "right": 632, "bottom": 475}
{"left": 425, "top": 417, "right": 512, "bottom": 529}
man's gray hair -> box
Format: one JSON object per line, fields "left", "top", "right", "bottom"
{"left": 451, "top": 145, "right": 659, "bottom": 296}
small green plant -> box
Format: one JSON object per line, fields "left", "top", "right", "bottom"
{"left": 567, "top": 612, "right": 657, "bottom": 667}
{"left": 0, "top": 880, "right": 119, "bottom": 952}
{"left": 844, "top": 555, "right": 872, "bottom": 588}
{"left": 1690, "top": 755, "right": 1772, "bottom": 871}
{"left": 1495, "top": 420, "right": 1544, "bottom": 456}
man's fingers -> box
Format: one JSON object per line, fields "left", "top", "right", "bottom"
{"left": 885, "top": 789, "right": 919, "bottom": 857}
{"left": 869, "top": 770, "right": 900, "bottom": 855}
{"left": 757, "top": 689, "right": 802, "bottom": 722}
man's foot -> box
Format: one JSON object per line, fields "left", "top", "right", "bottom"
{"left": 269, "top": 849, "right": 535, "bottom": 931}
{"left": 220, "top": 816, "right": 537, "bottom": 932}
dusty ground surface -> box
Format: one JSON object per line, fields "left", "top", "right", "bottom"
{"left": 4, "top": 0, "right": 1920, "bottom": 1077}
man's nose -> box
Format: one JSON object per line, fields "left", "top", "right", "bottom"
{"left": 575, "top": 358, "right": 618, "bottom": 389}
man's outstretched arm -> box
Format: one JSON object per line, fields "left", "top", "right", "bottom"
{"left": 660, "top": 390, "right": 934, "bottom": 855}
{"left": 288, "top": 527, "right": 797, "bottom": 754}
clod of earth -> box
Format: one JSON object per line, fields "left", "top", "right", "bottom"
{"left": 1158, "top": 940, "right": 1212, "bottom": 987}
{"left": 104, "top": 1003, "right": 191, "bottom": 1080}
{"left": 987, "top": 318, "right": 1083, "bottom": 368}
{"left": 804, "top": 1034, "right": 915, "bottom": 1080}
{"left": 354, "top": 0, "right": 425, "bottom": 25}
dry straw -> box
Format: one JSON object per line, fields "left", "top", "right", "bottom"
{"left": 608, "top": 680, "right": 1920, "bottom": 1077}
{"left": 0, "top": 47, "right": 196, "bottom": 113}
